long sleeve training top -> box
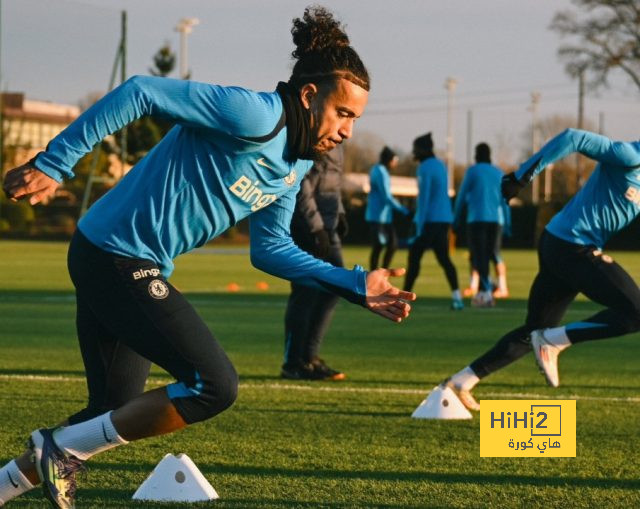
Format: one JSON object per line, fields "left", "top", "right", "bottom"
{"left": 33, "top": 75, "right": 367, "bottom": 303}
{"left": 514, "top": 128, "right": 640, "bottom": 249}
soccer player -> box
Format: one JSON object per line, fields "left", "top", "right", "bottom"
{"left": 282, "top": 146, "right": 348, "bottom": 380}
{"left": 404, "top": 133, "right": 462, "bottom": 310}
{"left": 0, "top": 7, "right": 416, "bottom": 508}
{"left": 443, "top": 128, "right": 640, "bottom": 411}
{"left": 453, "top": 143, "right": 510, "bottom": 307}
{"left": 365, "top": 146, "right": 411, "bottom": 270}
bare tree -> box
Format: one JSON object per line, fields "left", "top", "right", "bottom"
{"left": 550, "top": 0, "right": 640, "bottom": 90}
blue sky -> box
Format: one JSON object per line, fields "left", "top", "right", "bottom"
{"left": 4, "top": 0, "right": 639, "bottom": 167}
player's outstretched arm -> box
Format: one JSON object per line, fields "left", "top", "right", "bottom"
{"left": 3, "top": 162, "right": 60, "bottom": 205}
{"left": 365, "top": 268, "right": 416, "bottom": 322}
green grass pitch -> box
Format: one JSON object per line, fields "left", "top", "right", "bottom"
{"left": 0, "top": 240, "right": 638, "bottom": 508}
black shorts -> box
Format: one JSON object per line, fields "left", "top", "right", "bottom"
{"left": 66, "top": 230, "right": 237, "bottom": 425}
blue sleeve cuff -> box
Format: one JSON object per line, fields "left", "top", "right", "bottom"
{"left": 32, "top": 152, "right": 69, "bottom": 183}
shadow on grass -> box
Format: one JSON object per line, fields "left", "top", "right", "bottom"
{"left": 233, "top": 406, "right": 410, "bottom": 418}
{"left": 80, "top": 460, "right": 640, "bottom": 491}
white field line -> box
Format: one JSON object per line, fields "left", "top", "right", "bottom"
{"left": 1, "top": 374, "right": 638, "bottom": 403}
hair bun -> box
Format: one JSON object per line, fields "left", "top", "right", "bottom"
{"left": 291, "top": 6, "right": 350, "bottom": 59}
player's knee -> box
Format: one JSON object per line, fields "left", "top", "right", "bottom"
{"left": 173, "top": 367, "right": 239, "bottom": 424}
{"left": 200, "top": 376, "right": 238, "bottom": 421}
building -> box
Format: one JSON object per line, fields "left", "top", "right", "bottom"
{"left": 2, "top": 92, "right": 80, "bottom": 170}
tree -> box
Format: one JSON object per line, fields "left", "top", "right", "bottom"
{"left": 550, "top": 0, "right": 640, "bottom": 90}
{"left": 149, "top": 43, "right": 176, "bottom": 77}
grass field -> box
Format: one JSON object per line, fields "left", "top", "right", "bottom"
{"left": 1, "top": 240, "right": 639, "bottom": 508}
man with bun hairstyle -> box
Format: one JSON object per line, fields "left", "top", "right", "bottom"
{"left": 0, "top": 6, "right": 415, "bottom": 508}
{"left": 365, "top": 146, "right": 411, "bottom": 270}
{"left": 404, "top": 132, "right": 462, "bottom": 310}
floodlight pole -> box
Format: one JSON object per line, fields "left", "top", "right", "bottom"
{"left": 175, "top": 18, "right": 199, "bottom": 79}
{"left": 445, "top": 77, "right": 457, "bottom": 196}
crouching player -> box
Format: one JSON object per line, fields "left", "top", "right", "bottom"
{"left": 443, "top": 128, "right": 640, "bottom": 410}
{"left": 0, "top": 7, "right": 415, "bottom": 508}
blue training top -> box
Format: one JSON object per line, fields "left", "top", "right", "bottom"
{"left": 514, "top": 128, "right": 640, "bottom": 249}
{"left": 454, "top": 162, "right": 510, "bottom": 228}
{"left": 414, "top": 157, "right": 453, "bottom": 228}
{"left": 33, "top": 76, "right": 367, "bottom": 304}
{"left": 365, "top": 163, "right": 409, "bottom": 224}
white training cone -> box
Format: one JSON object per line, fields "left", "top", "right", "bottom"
{"left": 411, "top": 385, "right": 473, "bottom": 419}
{"left": 132, "top": 453, "right": 219, "bottom": 502}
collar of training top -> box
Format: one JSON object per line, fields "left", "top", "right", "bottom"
{"left": 276, "top": 81, "right": 312, "bottom": 162}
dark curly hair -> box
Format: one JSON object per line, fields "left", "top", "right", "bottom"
{"left": 289, "top": 6, "right": 370, "bottom": 91}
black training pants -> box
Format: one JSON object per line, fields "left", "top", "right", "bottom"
{"left": 471, "top": 231, "right": 640, "bottom": 377}
{"left": 404, "top": 222, "right": 459, "bottom": 293}
{"left": 66, "top": 230, "right": 238, "bottom": 425}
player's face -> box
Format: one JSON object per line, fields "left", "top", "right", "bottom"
{"left": 301, "top": 78, "right": 368, "bottom": 158}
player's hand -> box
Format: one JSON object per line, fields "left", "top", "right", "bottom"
{"left": 336, "top": 213, "right": 349, "bottom": 239}
{"left": 501, "top": 173, "right": 525, "bottom": 202}
{"left": 365, "top": 268, "right": 416, "bottom": 323}
{"left": 312, "top": 229, "right": 331, "bottom": 258}
{"left": 3, "top": 162, "right": 60, "bottom": 205}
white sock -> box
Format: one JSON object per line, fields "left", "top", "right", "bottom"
{"left": 450, "top": 366, "right": 480, "bottom": 391}
{"left": 543, "top": 327, "right": 571, "bottom": 349}
{"left": 469, "top": 271, "right": 479, "bottom": 291}
{"left": 53, "top": 411, "right": 128, "bottom": 461}
{"left": 0, "top": 460, "right": 35, "bottom": 505}
{"left": 451, "top": 289, "right": 461, "bottom": 301}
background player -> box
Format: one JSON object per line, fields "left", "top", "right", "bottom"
{"left": 365, "top": 146, "right": 410, "bottom": 270}
{"left": 454, "top": 142, "right": 510, "bottom": 307}
{"left": 443, "top": 128, "right": 640, "bottom": 410}
{"left": 404, "top": 132, "right": 462, "bottom": 310}
{"left": 282, "top": 146, "right": 349, "bottom": 381}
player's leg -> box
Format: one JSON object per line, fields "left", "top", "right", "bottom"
{"left": 562, "top": 249, "right": 640, "bottom": 341}
{"left": 530, "top": 244, "right": 640, "bottom": 386}
{"left": 4, "top": 274, "right": 151, "bottom": 506}
{"left": 403, "top": 225, "right": 427, "bottom": 292}
{"left": 446, "top": 233, "right": 577, "bottom": 408}
{"left": 69, "top": 294, "right": 151, "bottom": 425}
{"left": 463, "top": 237, "right": 480, "bottom": 298}
{"left": 431, "top": 223, "right": 462, "bottom": 309}
{"left": 305, "top": 237, "right": 344, "bottom": 380}
{"left": 492, "top": 225, "right": 509, "bottom": 298}
{"left": 283, "top": 281, "right": 315, "bottom": 378}
{"left": 369, "top": 222, "right": 385, "bottom": 270}
{"left": 381, "top": 223, "right": 398, "bottom": 268}
{"left": 28, "top": 232, "right": 238, "bottom": 507}
{"left": 469, "top": 223, "right": 493, "bottom": 307}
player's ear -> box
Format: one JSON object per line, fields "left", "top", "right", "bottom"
{"left": 299, "top": 83, "right": 318, "bottom": 110}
